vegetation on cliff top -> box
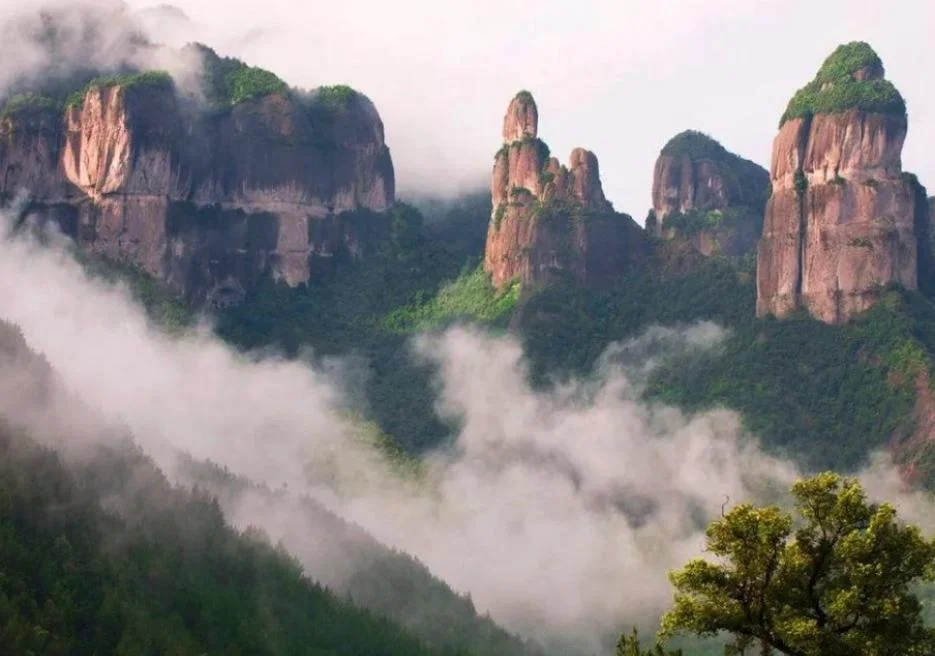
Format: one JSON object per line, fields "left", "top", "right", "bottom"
{"left": 193, "top": 43, "right": 288, "bottom": 106}
{"left": 0, "top": 92, "right": 59, "bottom": 118}
{"left": 1, "top": 72, "right": 173, "bottom": 114}
{"left": 659, "top": 130, "right": 731, "bottom": 161}
{"left": 514, "top": 89, "right": 535, "bottom": 105}
{"left": 316, "top": 84, "right": 359, "bottom": 109}
{"left": 780, "top": 41, "right": 906, "bottom": 126}
{"left": 63, "top": 71, "right": 174, "bottom": 108}
{"left": 657, "top": 130, "right": 771, "bottom": 227}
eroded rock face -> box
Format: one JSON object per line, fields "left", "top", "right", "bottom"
{"left": 1, "top": 81, "right": 394, "bottom": 304}
{"left": 756, "top": 47, "right": 924, "bottom": 324}
{"left": 650, "top": 130, "right": 769, "bottom": 257}
{"left": 484, "top": 92, "right": 644, "bottom": 289}
{"left": 502, "top": 91, "right": 538, "bottom": 142}
{"left": 0, "top": 106, "right": 67, "bottom": 200}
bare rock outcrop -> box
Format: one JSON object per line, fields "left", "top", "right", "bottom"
{"left": 649, "top": 130, "right": 769, "bottom": 256}
{"left": 484, "top": 92, "right": 644, "bottom": 289}
{"left": 0, "top": 53, "right": 394, "bottom": 306}
{"left": 756, "top": 42, "right": 926, "bottom": 324}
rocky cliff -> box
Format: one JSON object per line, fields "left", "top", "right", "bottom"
{"left": 649, "top": 130, "right": 769, "bottom": 257}
{"left": 484, "top": 92, "right": 644, "bottom": 289}
{"left": 0, "top": 49, "right": 394, "bottom": 306}
{"left": 756, "top": 42, "right": 926, "bottom": 324}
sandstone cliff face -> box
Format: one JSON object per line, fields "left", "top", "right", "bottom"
{"left": 484, "top": 92, "right": 644, "bottom": 289}
{"left": 650, "top": 131, "right": 769, "bottom": 257}
{"left": 756, "top": 46, "right": 924, "bottom": 324}
{"left": 1, "top": 78, "right": 394, "bottom": 305}
{"left": 0, "top": 105, "right": 67, "bottom": 200}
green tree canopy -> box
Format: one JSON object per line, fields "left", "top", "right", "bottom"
{"left": 661, "top": 472, "right": 935, "bottom": 656}
{"left": 616, "top": 627, "right": 682, "bottom": 655}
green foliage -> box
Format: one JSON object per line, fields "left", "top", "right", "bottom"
{"left": 514, "top": 89, "right": 535, "bottom": 105}
{"left": 814, "top": 42, "right": 885, "bottom": 82}
{"left": 616, "top": 628, "right": 683, "bottom": 655}
{"left": 660, "top": 130, "right": 730, "bottom": 161}
{"left": 794, "top": 170, "right": 808, "bottom": 197}
{"left": 661, "top": 472, "right": 935, "bottom": 656}
{"left": 194, "top": 43, "right": 287, "bottom": 107}
{"left": 848, "top": 237, "right": 873, "bottom": 249}
{"left": 530, "top": 135, "right": 551, "bottom": 164}
{"left": 780, "top": 42, "right": 905, "bottom": 126}
{"left": 77, "top": 252, "right": 194, "bottom": 334}
{"left": 216, "top": 200, "right": 492, "bottom": 452}
{"left": 226, "top": 67, "right": 288, "bottom": 104}
{"left": 390, "top": 202, "right": 425, "bottom": 252}
{"left": 648, "top": 289, "right": 928, "bottom": 472}
{"left": 0, "top": 426, "right": 442, "bottom": 656}
{"left": 181, "top": 456, "right": 539, "bottom": 656}
{"left": 383, "top": 267, "right": 519, "bottom": 332}
{"left": 516, "top": 258, "right": 756, "bottom": 380}
{"left": 316, "top": 84, "right": 358, "bottom": 109}
{"left": 493, "top": 203, "right": 507, "bottom": 229}
{"left": 661, "top": 208, "right": 760, "bottom": 237}
{"left": 0, "top": 92, "right": 58, "bottom": 117}
{"left": 64, "top": 71, "right": 173, "bottom": 108}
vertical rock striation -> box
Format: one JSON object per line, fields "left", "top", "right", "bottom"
{"left": 0, "top": 54, "right": 394, "bottom": 306}
{"left": 484, "top": 91, "right": 644, "bottom": 290}
{"left": 649, "top": 130, "right": 769, "bottom": 256}
{"left": 756, "top": 42, "right": 925, "bottom": 323}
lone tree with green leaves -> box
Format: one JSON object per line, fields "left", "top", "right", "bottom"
{"left": 660, "top": 472, "right": 935, "bottom": 656}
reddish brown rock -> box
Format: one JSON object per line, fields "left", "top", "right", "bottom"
{"left": 756, "top": 46, "right": 923, "bottom": 324}
{"left": 484, "top": 92, "right": 645, "bottom": 289}
{"left": 649, "top": 130, "right": 769, "bottom": 257}
{"left": 1, "top": 78, "right": 394, "bottom": 305}
{"left": 502, "top": 91, "right": 538, "bottom": 142}
{"left": 757, "top": 109, "right": 920, "bottom": 323}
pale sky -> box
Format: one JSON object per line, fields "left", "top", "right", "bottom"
{"left": 29, "top": 1, "right": 935, "bottom": 216}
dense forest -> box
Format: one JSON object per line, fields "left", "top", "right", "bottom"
{"left": 191, "top": 198, "right": 935, "bottom": 484}
{"left": 0, "top": 325, "right": 447, "bottom": 656}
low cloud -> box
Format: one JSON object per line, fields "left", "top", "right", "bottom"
{"left": 0, "top": 1, "right": 208, "bottom": 101}
{"left": 0, "top": 212, "right": 926, "bottom": 651}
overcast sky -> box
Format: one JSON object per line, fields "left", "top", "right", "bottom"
{"left": 98, "top": 1, "right": 935, "bottom": 215}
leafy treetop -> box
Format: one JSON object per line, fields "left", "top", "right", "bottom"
{"left": 189, "top": 43, "right": 288, "bottom": 106}
{"left": 661, "top": 472, "right": 935, "bottom": 656}
{"left": 780, "top": 42, "right": 906, "bottom": 126}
